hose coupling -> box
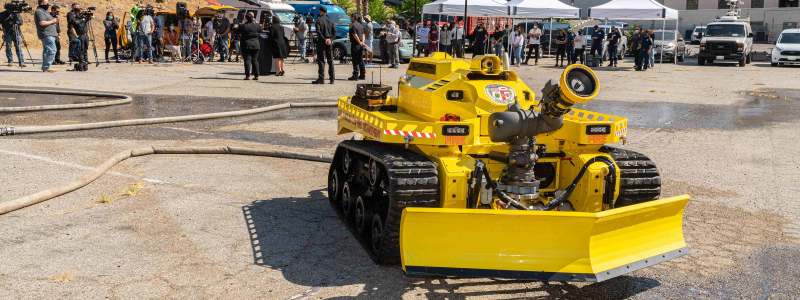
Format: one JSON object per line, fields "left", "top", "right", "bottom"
{"left": 0, "top": 127, "right": 15, "bottom": 136}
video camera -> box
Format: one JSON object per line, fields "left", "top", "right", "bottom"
{"left": 3, "top": 0, "right": 32, "bottom": 14}
{"left": 79, "top": 6, "right": 96, "bottom": 19}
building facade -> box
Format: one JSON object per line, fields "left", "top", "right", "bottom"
{"left": 562, "top": 0, "right": 799, "bottom": 41}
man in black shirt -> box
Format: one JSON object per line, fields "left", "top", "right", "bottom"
{"left": 313, "top": 7, "right": 335, "bottom": 84}
{"left": 348, "top": 13, "right": 365, "bottom": 81}
{"left": 607, "top": 27, "right": 621, "bottom": 67}
{"left": 590, "top": 25, "right": 604, "bottom": 60}
{"left": 0, "top": 9, "right": 25, "bottom": 67}
{"left": 67, "top": 3, "right": 90, "bottom": 66}
{"left": 212, "top": 14, "right": 230, "bottom": 62}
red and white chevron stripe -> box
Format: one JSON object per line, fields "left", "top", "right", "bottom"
{"left": 383, "top": 129, "right": 436, "bottom": 139}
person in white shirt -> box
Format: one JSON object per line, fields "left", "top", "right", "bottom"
{"left": 450, "top": 21, "right": 465, "bottom": 58}
{"left": 524, "top": 24, "right": 542, "bottom": 65}
{"left": 386, "top": 21, "right": 401, "bottom": 68}
{"left": 139, "top": 11, "right": 155, "bottom": 63}
{"left": 511, "top": 26, "right": 525, "bottom": 66}
{"left": 573, "top": 32, "right": 585, "bottom": 64}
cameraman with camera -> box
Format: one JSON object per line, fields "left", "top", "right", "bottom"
{"left": 67, "top": 3, "right": 92, "bottom": 70}
{"left": 1, "top": 0, "right": 29, "bottom": 67}
{"left": 34, "top": 0, "right": 58, "bottom": 72}
{"left": 293, "top": 14, "right": 308, "bottom": 63}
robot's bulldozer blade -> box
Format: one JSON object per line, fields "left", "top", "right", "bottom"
{"left": 399, "top": 195, "right": 690, "bottom": 282}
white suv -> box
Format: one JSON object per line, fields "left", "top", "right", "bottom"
{"left": 771, "top": 28, "right": 800, "bottom": 67}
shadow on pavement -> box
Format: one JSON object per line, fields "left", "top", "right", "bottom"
{"left": 242, "top": 189, "right": 661, "bottom": 298}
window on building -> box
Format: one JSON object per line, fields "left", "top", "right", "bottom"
{"left": 718, "top": 0, "right": 729, "bottom": 9}
{"left": 686, "top": 0, "right": 698, "bottom": 10}
{"left": 752, "top": 0, "right": 764, "bottom": 8}
{"left": 779, "top": 0, "right": 799, "bottom": 7}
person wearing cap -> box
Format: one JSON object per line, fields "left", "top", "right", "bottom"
{"left": 313, "top": 6, "right": 335, "bottom": 84}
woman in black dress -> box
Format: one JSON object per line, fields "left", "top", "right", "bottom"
{"left": 269, "top": 15, "right": 288, "bottom": 76}
{"left": 238, "top": 12, "right": 262, "bottom": 80}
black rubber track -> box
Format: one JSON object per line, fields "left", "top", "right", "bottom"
{"left": 329, "top": 140, "right": 440, "bottom": 265}
{"left": 602, "top": 146, "right": 662, "bottom": 207}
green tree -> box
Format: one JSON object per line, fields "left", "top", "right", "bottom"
{"left": 332, "top": 0, "right": 357, "bottom": 14}
{"left": 368, "top": 0, "right": 395, "bottom": 23}
{"left": 397, "top": 0, "right": 430, "bottom": 21}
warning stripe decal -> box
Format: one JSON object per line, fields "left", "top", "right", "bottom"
{"left": 383, "top": 129, "right": 436, "bottom": 139}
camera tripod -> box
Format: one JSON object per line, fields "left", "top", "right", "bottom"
{"left": 0, "top": 21, "right": 35, "bottom": 66}
{"left": 86, "top": 18, "right": 100, "bottom": 67}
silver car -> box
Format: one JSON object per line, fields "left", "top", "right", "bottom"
{"left": 333, "top": 27, "right": 413, "bottom": 64}
{"left": 652, "top": 30, "right": 686, "bottom": 63}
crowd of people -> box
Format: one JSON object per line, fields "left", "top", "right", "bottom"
{"left": 410, "top": 21, "right": 665, "bottom": 71}
{"left": 5, "top": 0, "right": 667, "bottom": 76}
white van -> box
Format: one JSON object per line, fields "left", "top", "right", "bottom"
{"left": 225, "top": 1, "right": 298, "bottom": 38}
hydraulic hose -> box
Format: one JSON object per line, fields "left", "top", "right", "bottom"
{"left": 0, "top": 101, "right": 337, "bottom": 136}
{"left": 0, "top": 88, "right": 132, "bottom": 112}
{"left": 544, "top": 156, "right": 617, "bottom": 211}
{"left": 0, "top": 146, "right": 333, "bottom": 216}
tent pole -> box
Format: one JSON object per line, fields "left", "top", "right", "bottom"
{"left": 675, "top": 20, "right": 679, "bottom": 62}
{"left": 464, "top": 0, "right": 468, "bottom": 56}
{"left": 413, "top": 0, "right": 417, "bottom": 57}
{"left": 548, "top": 17, "right": 552, "bottom": 57}
{"left": 438, "top": 14, "right": 442, "bottom": 52}
{"left": 660, "top": 18, "right": 665, "bottom": 66}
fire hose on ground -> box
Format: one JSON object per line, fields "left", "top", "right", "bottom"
{"left": 0, "top": 89, "right": 340, "bottom": 215}
{"left": 0, "top": 88, "right": 132, "bottom": 112}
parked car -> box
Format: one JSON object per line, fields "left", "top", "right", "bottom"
{"left": 653, "top": 30, "right": 686, "bottom": 63}
{"left": 691, "top": 26, "right": 706, "bottom": 44}
{"left": 333, "top": 27, "right": 413, "bottom": 64}
{"left": 698, "top": 16, "right": 753, "bottom": 67}
{"left": 771, "top": 28, "right": 800, "bottom": 67}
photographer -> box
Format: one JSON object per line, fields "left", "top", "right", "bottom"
{"left": 34, "top": 0, "right": 58, "bottom": 72}
{"left": 0, "top": 2, "right": 26, "bottom": 67}
{"left": 292, "top": 14, "right": 307, "bottom": 63}
{"left": 50, "top": 5, "right": 65, "bottom": 65}
{"left": 67, "top": 3, "right": 91, "bottom": 69}
{"left": 103, "top": 11, "right": 119, "bottom": 63}
{"left": 212, "top": 13, "right": 230, "bottom": 62}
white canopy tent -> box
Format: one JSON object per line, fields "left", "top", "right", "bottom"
{"left": 509, "top": 0, "right": 579, "bottom": 19}
{"left": 422, "top": 0, "right": 508, "bottom": 17}
{"left": 588, "top": 0, "right": 679, "bottom": 65}
{"left": 588, "top": 0, "right": 678, "bottom": 20}
{"left": 421, "top": 0, "right": 581, "bottom": 56}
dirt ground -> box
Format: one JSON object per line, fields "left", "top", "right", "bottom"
{"left": 0, "top": 56, "right": 799, "bottom": 299}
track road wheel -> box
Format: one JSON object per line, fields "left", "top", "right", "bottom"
{"left": 341, "top": 182, "right": 355, "bottom": 220}
{"left": 354, "top": 195, "right": 369, "bottom": 235}
{"left": 370, "top": 213, "right": 385, "bottom": 258}
{"left": 328, "top": 165, "right": 342, "bottom": 206}
{"left": 342, "top": 150, "right": 353, "bottom": 175}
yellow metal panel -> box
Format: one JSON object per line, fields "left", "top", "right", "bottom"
{"left": 400, "top": 195, "right": 688, "bottom": 280}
